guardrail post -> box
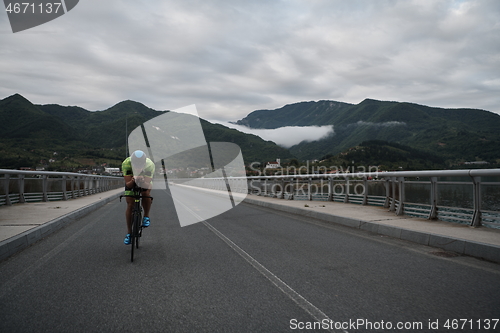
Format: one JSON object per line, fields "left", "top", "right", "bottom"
{"left": 308, "top": 177, "right": 312, "bottom": 201}
{"left": 362, "top": 177, "right": 368, "bottom": 205}
{"left": 343, "top": 177, "right": 349, "bottom": 203}
{"left": 279, "top": 179, "right": 285, "bottom": 199}
{"left": 328, "top": 177, "right": 333, "bottom": 201}
{"left": 62, "top": 176, "right": 68, "bottom": 201}
{"left": 389, "top": 177, "right": 396, "bottom": 212}
{"left": 383, "top": 178, "right": 390, "bottom": 208}
{"left": 83, "top": 176, "right": 89, "bottom": 196}
{"left": 471, "top": 176, "right": 482, "bottom": 227}
{"left": 18, "top": 174, "right": 25, "bottom": 203}
{"left": 42, "top": 175, "right": 49, "bottom": 202}
{"left": 80, "top": 176, "right": 87, "bottom": 197}
{"left": 70, "top": 176, "right": 75, "bottom": 198}
{"left": 428, "top": 177, "right": 438, "bottom": 220}
{"left": 4, "top": 174, "right": 11, "bottom": 206}
{"left": 77, "top": 176, "right": 81, "bottom": 197}
{"left": 70, "top": 176, "right": 74, "bottom": 198}
{"left": 396, "top": 177, "right": 405, "bottom": 215}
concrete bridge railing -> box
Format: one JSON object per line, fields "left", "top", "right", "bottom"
{"left": 173, "top": 168, "right": 500, "bottom": 229}
{"left": 0, "top": 169, "right": 123, "bottom": 206}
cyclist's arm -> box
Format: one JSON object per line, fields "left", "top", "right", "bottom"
{"left": 141, "top": 176, "right": 153, "bottom": 184}
{"left": 136, "top": 161, "right": 154, "bottom": 188}
{"left": 124, "top": 175, "right": 135, "bottom": 188}
{"left": 134, "top": 176, "right": 152, "bottom": 189}
{"left": 122, "top": 158, "right": 135, "bottom": 188}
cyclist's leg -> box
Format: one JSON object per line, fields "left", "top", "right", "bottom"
{"left": 140, "top": 187, "right": 152, "bottom": 227}
{"left": 125, "top": 196, "right": 135, "bottom": 234}
{"left": 141, "top": 188, "right": 152, "bottom": 217}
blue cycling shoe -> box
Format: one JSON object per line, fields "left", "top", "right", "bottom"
{"left": 124, "top": 234, "right": 131, "bottom": 245}
{"left": 142, "top": 217, "right": 150, "bottom": 228}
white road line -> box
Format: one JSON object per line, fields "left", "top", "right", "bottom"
{"left": 169, "top": 192, "right": 347, "bottom": 333}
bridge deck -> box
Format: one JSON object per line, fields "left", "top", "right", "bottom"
{"left": 245, "top": 195, "right": 500, "bottom": 263}
{"left": 0, "top": 188, "right": 499, "bottom": 263}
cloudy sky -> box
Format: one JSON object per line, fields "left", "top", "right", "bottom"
{"left": 1, "top": 0, "right": 499, "bottom": 124}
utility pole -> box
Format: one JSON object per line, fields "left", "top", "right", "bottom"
{"left": 125, "top": 115, "right": 128, "bottom": 158}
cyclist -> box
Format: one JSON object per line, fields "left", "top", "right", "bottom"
{"left": 122, "top": 150, "right": 155, "bottom": 245}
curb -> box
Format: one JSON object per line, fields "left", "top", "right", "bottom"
{"left": 244, "top": 197, "right": 500, "bottom": 264}
{"left": 0, "top": 192, "right": 122, "bottom": 262}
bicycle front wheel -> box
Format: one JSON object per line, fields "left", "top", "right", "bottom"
{"left": 131, "top": 211, "right": 141, "bottom": 262}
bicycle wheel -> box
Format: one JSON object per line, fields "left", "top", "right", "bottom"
{"left": 130, "top": 231, "right": 135, "bottom": 262}
{"left": 130, "top": 211, "right": 140, "bottom": 262}
{"left": 135, "top": 209, "right": 142, "bottom": 250}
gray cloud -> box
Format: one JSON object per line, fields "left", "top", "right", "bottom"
{"left": 0, "top": 0, "right": 499, "bottom": 120}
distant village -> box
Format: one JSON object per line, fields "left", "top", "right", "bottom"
{"left": 17, "top": 149, "right": 491, "bottom": 177}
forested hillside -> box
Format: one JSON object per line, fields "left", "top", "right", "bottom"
{"left": 0, "top": 94, "right": 293, "bottom": 170}
{"left": 237, "top": 99, "right": 500, "bottom": 164}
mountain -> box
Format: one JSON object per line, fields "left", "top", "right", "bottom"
{"left": 38, "top": 100, "right": 161, "bottom": 148}
{"left": 0, "top": 94, "right": 77, "bottom": 142}
{"left": 0, "top": 94, "right": 293, "bottom": 170}
{"left": 236, "top": 100, "right": 353, "bottom": 129}
{"left": 4, "top": 93, "right": 499, "bottom": 172}
{"left": 236, "top": 99, "right": 500, "bottom": 164}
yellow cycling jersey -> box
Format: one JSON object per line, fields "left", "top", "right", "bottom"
{"left": 121, "top": 157, "right": 155, "bottom": 178}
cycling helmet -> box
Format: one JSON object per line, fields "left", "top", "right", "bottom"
{"left": 130, "top": 150, "right": 147, "bottom": 169}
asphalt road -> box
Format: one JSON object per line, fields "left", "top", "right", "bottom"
{"left": 1, "top": 187, "right": 499, "bottom": 332}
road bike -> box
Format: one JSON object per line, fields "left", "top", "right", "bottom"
{"left": 120, "top": 185, "right": 153, "bottom": 262}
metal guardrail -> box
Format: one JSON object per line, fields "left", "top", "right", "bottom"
{"left": 0, "top": 169, "right": 123, "bottom": 206}
{"left": 181, "top": 168, "right": 500, "bottom": 229}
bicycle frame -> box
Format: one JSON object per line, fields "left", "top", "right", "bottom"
{"left": 120, "top": 186, "right": 153, "bottom": 262}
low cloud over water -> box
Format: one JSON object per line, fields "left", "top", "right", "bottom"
{"left": 212, "top": 121, "right": 334, "bottom": 148}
